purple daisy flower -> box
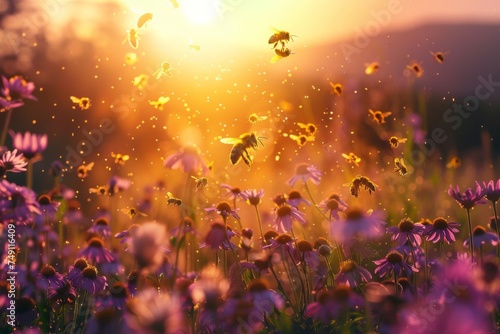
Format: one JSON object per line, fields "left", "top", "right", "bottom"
{"left": 0, "top": 149, "right": 27, "bottom": 177}
{"left": 164, "top": 145, "right": 209, "bottom": 174}
{"left": 387, "top": 218, "right": 425, "bottom": 246}
{"left": 374, "top": 251, "right": 418, "bottom": 278}
{"left": 0, "top": 179, "right": 40, "bottom": 223}
{"left": 463, "top": 226, "right": 498, "bottom": 248}
{"left": 36, "top": 265, "right": 65, "bottom": 290}
{"left": 66, "top": 258, "right": 89, "bottom": 286}
{"left": 96, "top": 281, "right": 130, "bottom": 312}
{"left": 47, "top": 280, "right": 76, "bottom": 306}
{"left": 107, "top": 175, "right": 131, "bottom": 196}
{"left": 73, "top": 265, "right": 107, "bottom": 294}
{"left": 335, "top": 260, "right": 372, "bottom": 288}
{"left": 9, "top": 131, "right": 47, "bottom": 161}
{"left": 262, "top": 233, "right": 295, "bottom": 254}
{"left": 201, "top": 222, "right": 238, "bottom": 250}
{"left": 305, "top": 286, "right": 364, "bottom": 324}
{"left": 286, "top": 163, "right": 322, "bottom": 187}
{"left": 273, "top": 203, "right": 306, "bottom": 233}
{"left": 297, "top": 240, "right": 320, "bottom": 269}
{"left": 77, "top": 237, "right": 117, "bottom": 265}
{"left": 87, "top": 217, "right": 112, "bottom": 238}
{"left": 286, "top": 190, "right": 311, "bottom": 207}
{"left": 15, "top": 297, "right": 39, "bottom": 328}
{"left": 329, "top": 207, "right": 386, "bottom": 243}
{"left": 245, "top": 279, "right": 284, "bottom": 311}
{"left": 317, "top": 195, "right": 347, "bottom": 220}
{"left": 205, "top": 201, "right": 240, "bottom": 221}
{"left": 241, "top": 188, "right": 264, "bottom": 206}
{"left": 448, "top": 184, "right": 486, "bottom": 210}
{"left": 424, "top": 217, "right": 460, "bottom": 244}
{"left": 1, "top": 75, "right": 36, "bottom": 102}
{"left": 115, "top": 224, "right": 140, "bottom": 245}
{"left": 478, "top": 179, "right": 500, "bottom": 203}
{"left": 220, "top": 183, "right": 244, "bottom": 200}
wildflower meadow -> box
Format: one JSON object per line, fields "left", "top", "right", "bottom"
{"left": 1, "top": 1, "right": 500, "bottom": 333}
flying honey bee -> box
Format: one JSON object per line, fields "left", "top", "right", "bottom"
{"left": 191, "top": 176, "right": 208, "bottom": 190}
{"left": 167, "top": 192, "right": 182, "bottom": 207}
{"left": 365, "top": 62, "right": 380, "bottom": 75}
{"left": 431, "top": 51, "right": 447, "bottom": 64}
{"left": 289, "top": 134, "right": 315, "bottom": 146}
{"left": 220, "top": 132, "right": 265, "bottom": 166}
{"left": 248, "top": 113, "right": 268, "bottom": 124}
{"left": 77, "top": 162, "right": 94, "bottom": 178}
{"left": 369, "top": 109, "right": 392, "bottom": 124}
{"left": 70, "top": 96, "right": 91, "bottom": 110}
{"left": 125, "top": 28, "right": 140, "bottom": 49}
{"left": 329, "top": 81, "right": 342, "bottom": 95}
{"left": 394, "top": 158, "right": 409, "bottom": 176}
{"left": 344, "top": 175, "right": 377, "bottom": 198}
{"left": 389, "top": 136, "right": 408, "bottom": 148}
{"left": 149, "top": 96, "right": 170, "bottom": 110}
{"left": 153, "top": 61, "right": 173, "bottom": 79}
{"left": 121, "top": 207, "right": 147, "bottom": 219}
{"left": 89, "top": 186, "right": 108, "bottom": 196}
{"left": 137, "top": 13, "right": 153, "bottom": 29}
{"left": 111, "top": 152, "right": 130, "bottom": 165}
{"left": 297, "top": 122, "right": 317, "bottom": 136}
{"left": 406, "top": 62, "right": 423, "bottom": 78}
{"left": 268, "top": 29, "right": 294, "bottom": 49}
{"left": 342, "top": 153, "right": 361, "bottom": 167}
{"left": 446, "top": 156, "right": 461, "bottom": 169}
{"left": 271, "top": 48, "right": 292, "bottom": 63}
{"left": 132, "top": 74, "right": 149, "bottom": 90}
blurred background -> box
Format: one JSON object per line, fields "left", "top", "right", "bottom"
{"left": 1, "top": 0, "right": 500, "bottom": 243}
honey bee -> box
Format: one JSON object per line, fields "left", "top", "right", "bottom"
{"left": 121, "top": 207, "right": 147, "bottom": 218}
{"left": 268, "top": 29, "right": 294, "bottom": 49}
{"left": 289, "top": 134, "right": 315, "bottom": 146}
{"left": 220, "top": 132, "right": 265, "bottom": 166}
{"left": 248, "top": 113, "right": 268, "bottom": 124}
{"left": 137, "top": 13, "right": 153, "bottom": 29}
{"left": 271, "top": 48, "right": 292, "bottom": 63}
{"left": 297, "top": 122, "right": 317, "bottom": 136}
{"left": 89, "top": 186, "right": 108, "bottom": 196}
{"left": 406, "top": 62, "right": 423, "bottom": 78}
{"left": 369, "top": 109, "right": 392, "bottom": 124}
{"left": 153, "top": 61, "right": 173, "bottom": 79}
{"left": 365, "top": 62, "right": 380, "bottom": 75}
{"left": 111, "top": 152, "right": 130, "bottom": 165}
{"left": 389, "top": 136, "right": 408, "bottom": 148}
{"left": 344, "top": 175, "right": 377, "bottom": 198}
{"left": 132, "top": 74, "right": 149, "bottom": 90}
{"left": 191, "top": 176, "right": 208, "bottom": 190}
{"left": 394, "top": 158, "right": 409, "bottom": 176}
{"left": 431, "top": 51, "right": 447, "bottom": 64}
{"left": 125, "top": 28, "right": 140, "bottom": 49}
{"left": 149, "top": 96, "right": 170, "bottom": 110}
{"left": 446, "top": 156, "right": 461, "bottom": 169}
{"left": 329, "top": 81, "right": 342, "bottom": 95}
{"left": 70, "top": 96, "right": 91, "bottom": 110}
{"left": 77, "top": 162, "right": 94, "bottom": 178}
{"left": 342, "top": 152, "right": 361, "bottom": 167}
{"left": 167, "top": 192, "right": 182, "bottom": 207}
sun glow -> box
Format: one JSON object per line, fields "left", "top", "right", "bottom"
{"left": 181, "top": 0, "right": 218, "bottom": 25}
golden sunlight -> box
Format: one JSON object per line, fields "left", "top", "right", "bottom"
{"left": 181, "top": 0, "right": 218, "bottom": 25}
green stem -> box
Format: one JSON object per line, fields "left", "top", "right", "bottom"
{"left": 466, "top": 208, "right": 474, "bottom": 264}
{"left": 393, "top": 270, "right": 399, "bottom": 295}
{"left": 270, "top": 265, "right": 298, "bottom": 315}
{"left": 27, "top": 161, "right": 33, "bottom": 189}
{"left": 0, "top": 108, "right": 12, "bottom": 147}
{"left": 254, "top": 205, "right": 264, "bottom": 244}
{"left": 287, "top": 248, "right": 306, "bottom": 312}
{"left": 491, "top": 201, "right": 500, "bottom": 257}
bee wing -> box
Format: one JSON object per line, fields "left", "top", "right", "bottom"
{"left": 220, "top": 138, "right": 240, "bottom": 144}
{"left": 70, "top": 96, "right": 81, "bottom": 103}
{"left": 368, "top": 109, "right": 375, "bottom": 115}
{"left": 128, "top": 36, "right": 138, "bottom": 49}
{"left": 270, "top": 54, "right": 283, "bottom": 63}
{"left": 167, "top": 192, "right": 174, "bottom": 198}
{"left": 120, "top": 208, "right": 132, "bottom": 215}
{"left": 383, "top": 112, "right": 392, "bottom": 117}
{"left": 399, "top": 138, "right": 408, "bottom": 143}
{"left": 289, "top": 134, "right": 299, "bottom": 140}
{"left": 342, "top": 182, "right": 353, "bottom": 187}
{"left": 191, "top": 175, "right": 198, "bottom": 180}
{"left": 86, "top": 161, "right": 95, "bottom": 170}
{"left": 297, "top": 122, "right": 307, "bottom": 129}
{"left": 153, "top": 68, "right": 162, "bottom": 80}
{"left": 137, "top": 13, "right": 152, "bottom": 29}
{"left": 341, "top": 153, "right": 350, "bottom": 159}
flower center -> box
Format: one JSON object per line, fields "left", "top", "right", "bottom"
{"left": 386, "top": 251, "right": 404, "bottom": 264}
{"left": 254, "top": 258, "right": 270, "bottom": 270}
{"left": 313, "top": 237, "right": 330, "bottom": 250}
{"left": 275, "top": 234, "right": 293, "bottom": 244}
{"left": 326, "top": 199, "right": 339, "bottom": 210}
{"left": 317, "top": 290, "right": 332, "bottom": 304}
{"left": 248, "top": 279, "right": 269, "bottom": 292}
{"left": 297, "top": 240, "right": 313, "bottom": 252}
{"left": 231, "top": 187, "right": 241, "bottom": 194}
{"left": 110, "top": 282, "right": 129, "bottom": 298}
{"left": 295, "top": 163, "right": 309, "bottom": 175}
{"left": 398, "top": 219, "right": 414, "bottom": 232}
{"left": 288, "top": 190, "right": 302, "bottom": 200}
{"left": 432, "top": 217, "right": 449, "bottom": 229}
{"left": 340, "top": 260, "right": 356, "bottom": 273}
{"left": 345, "top": 208, "right": 364, "bottom": 221}
{"left": 264, "top": 230, "right": 278, "bottom": 241}
{"left": 88, "top": 237, "right": 104, "bottom": 248}
{"left": 277, "top": 204, "right": 292, "bottom": 217}
{"left": 472, "top": 226, "right": 486, "bottom": 236}
{"left": 333, "top": 286, "right": 351, "bottom": 302}
{"left": 216, "top": 201, "right": 232, "bottom": 213}
{"left": 318, "top": 245, "right": 331, "bottom": 256}
{"left": 95, "top": 218, "right": 109, "bottom": 226}
{"left": 74, "top": 258, "right": 88, "bottom": 271}
{"left": 82, "top": 267, "right": 98, "bottom": 279}
{"left": 16, "top": 297, "right": 36, "bottom": 313}
{"left": 95, "top": 308, "right": 116, "bottom": 323}
{"left": 40, "top": 265, "right": 56, "bottom": 277}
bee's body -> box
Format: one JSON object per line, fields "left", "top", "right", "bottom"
{"left": 221, "top": 132, "right": 264, "bottom": 166}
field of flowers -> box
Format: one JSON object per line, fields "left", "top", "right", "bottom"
{"left": 1, "top": 1, "right": 500, "bottom": 334}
